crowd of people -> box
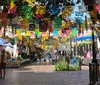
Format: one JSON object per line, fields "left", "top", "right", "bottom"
{"left": 30, "top": 50, "right": 58, "bottom": 65}
{"left": 0, "top": 43, "right": 100, "bottom": 79}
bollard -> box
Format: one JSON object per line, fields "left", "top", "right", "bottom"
{"left": 89, "top": 63, "right": 100, "bottom": 85}
{"left": 66, "top": 57, "right": 70, "bottom": 71}
{"left": 78, "top": 58, "right": 81, "bottom": 70}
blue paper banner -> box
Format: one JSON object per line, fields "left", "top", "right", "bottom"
{"left": 53, "top": 30, "right": 59, "bottom": 36}
{"left": 48, "top": 5, "right": 60, "bottom": 15}
{"left": 75, "top": 11, "right": 83, "bottom": 17}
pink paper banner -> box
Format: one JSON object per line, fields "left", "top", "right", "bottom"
{"left": 96, "top": 4, "right": 100, "bottom": 12}
{"left": 8, "top": 6, "right": 17, "bottom": 14}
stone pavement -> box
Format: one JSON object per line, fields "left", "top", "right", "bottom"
{"left": 0, "top": 65, "right": 89, "bottom": 85}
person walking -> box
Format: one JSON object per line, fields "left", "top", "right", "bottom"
{"left": 46, "top": 52, "right": 51, "bottom": 65}
{"left": 0, "top": 50, "right": 7, "bottom": 79}
{"left": 0, "top": 51, "right": 1, "bottom": 79}
{"left": 51, "top": 52, "right": 56, "bottom": 65}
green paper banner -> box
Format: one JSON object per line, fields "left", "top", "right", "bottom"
{"left": 70, "top": 29, "right": 77, "bottom": 37}
{"left": 22, "top": 6, "right": 33, "bottom": 19}
{"left": 54, "top": 17, "right": 62, "bottom": 30}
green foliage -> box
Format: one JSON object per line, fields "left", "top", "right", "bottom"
{"left": 55, "top": 57, "right": 80, "bottom": 71}
{"left": 69, "top": 64, "right": 80, "bottom": 71}
{"left": 55, "top": 57, "right": 68, "bottom": 71}
{"left": 18, "top": 55, "right": 23, "bottom": 61}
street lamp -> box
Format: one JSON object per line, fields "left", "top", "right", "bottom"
{"left": 91, "top": 25, "right": 97, "bottom": 63}
{"left": 83, "top": 0, "right": 100, "bottom": 84}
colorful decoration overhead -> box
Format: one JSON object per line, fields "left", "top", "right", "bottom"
{"left": 39, "top": 20, "right": 48, "bottom": 32}
{"left": 10, "top": 1, "right": 15, "bottom": 9}
{"left": 54, "top": 16, "right": 62, "bottom": 30}
{"left": 62, "top": 6, "right": 74, "bottom": 19}
{"left": 22, "top": 6, "right": 33, "bottom": 19}
{"left": 0, "top": 0, "right": 97, "bottom": 49}
{"left": 53, "top": 30, "right": 59, "bottom": 36}
{"left": 8, "top": 0, "right": 17, "bottom": 14}
{"left": 20, "top": 18, "right": 29, "bottom": 29}
{"left": 25, "top": 0, "right": 35, "bottom": 3}
{"left": 36, "top": 6, "right": 46, "bottom": 18}
{"left": 48, "top": 5, "right": 61, "bottom": 15}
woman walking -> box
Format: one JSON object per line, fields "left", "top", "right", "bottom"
{"left": 0, "top": 50, "right": 7, "bottom": 79}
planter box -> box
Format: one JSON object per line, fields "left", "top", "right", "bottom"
{"left": 11, "top": 60, "right": 20, "bottom": 68}
{"left": 6, "top": 59, "right": 12, "bottom": 68}
{"left": 82, "top": 58, "right": 92, "bottom": 65}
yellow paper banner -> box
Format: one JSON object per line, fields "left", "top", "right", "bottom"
{"left": 36, "top": 6, "right": 46, "bottom": 15}
{"left": 20, "top": 19, "right": 29, "bottom": 29}
{"left": 62, "top": 6, "right": 73, "bottom": 18}
{"left": 16, "top": 30, "right": 21, "bottom": 35}
{"left": 25, "top": 0, "right": 35, "bottom": 3}
{"left": 26, "top": 31, "right": 30, "bottom": 36}
{"left": 17, "top": 34, "right": 22, "bottom": 40}
{"left": 10, "top": 1, "right": 15, "bottom": 9}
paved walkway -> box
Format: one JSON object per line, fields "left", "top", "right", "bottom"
{"left": 0, "top": 65, "right": 89, "bottom": 85}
